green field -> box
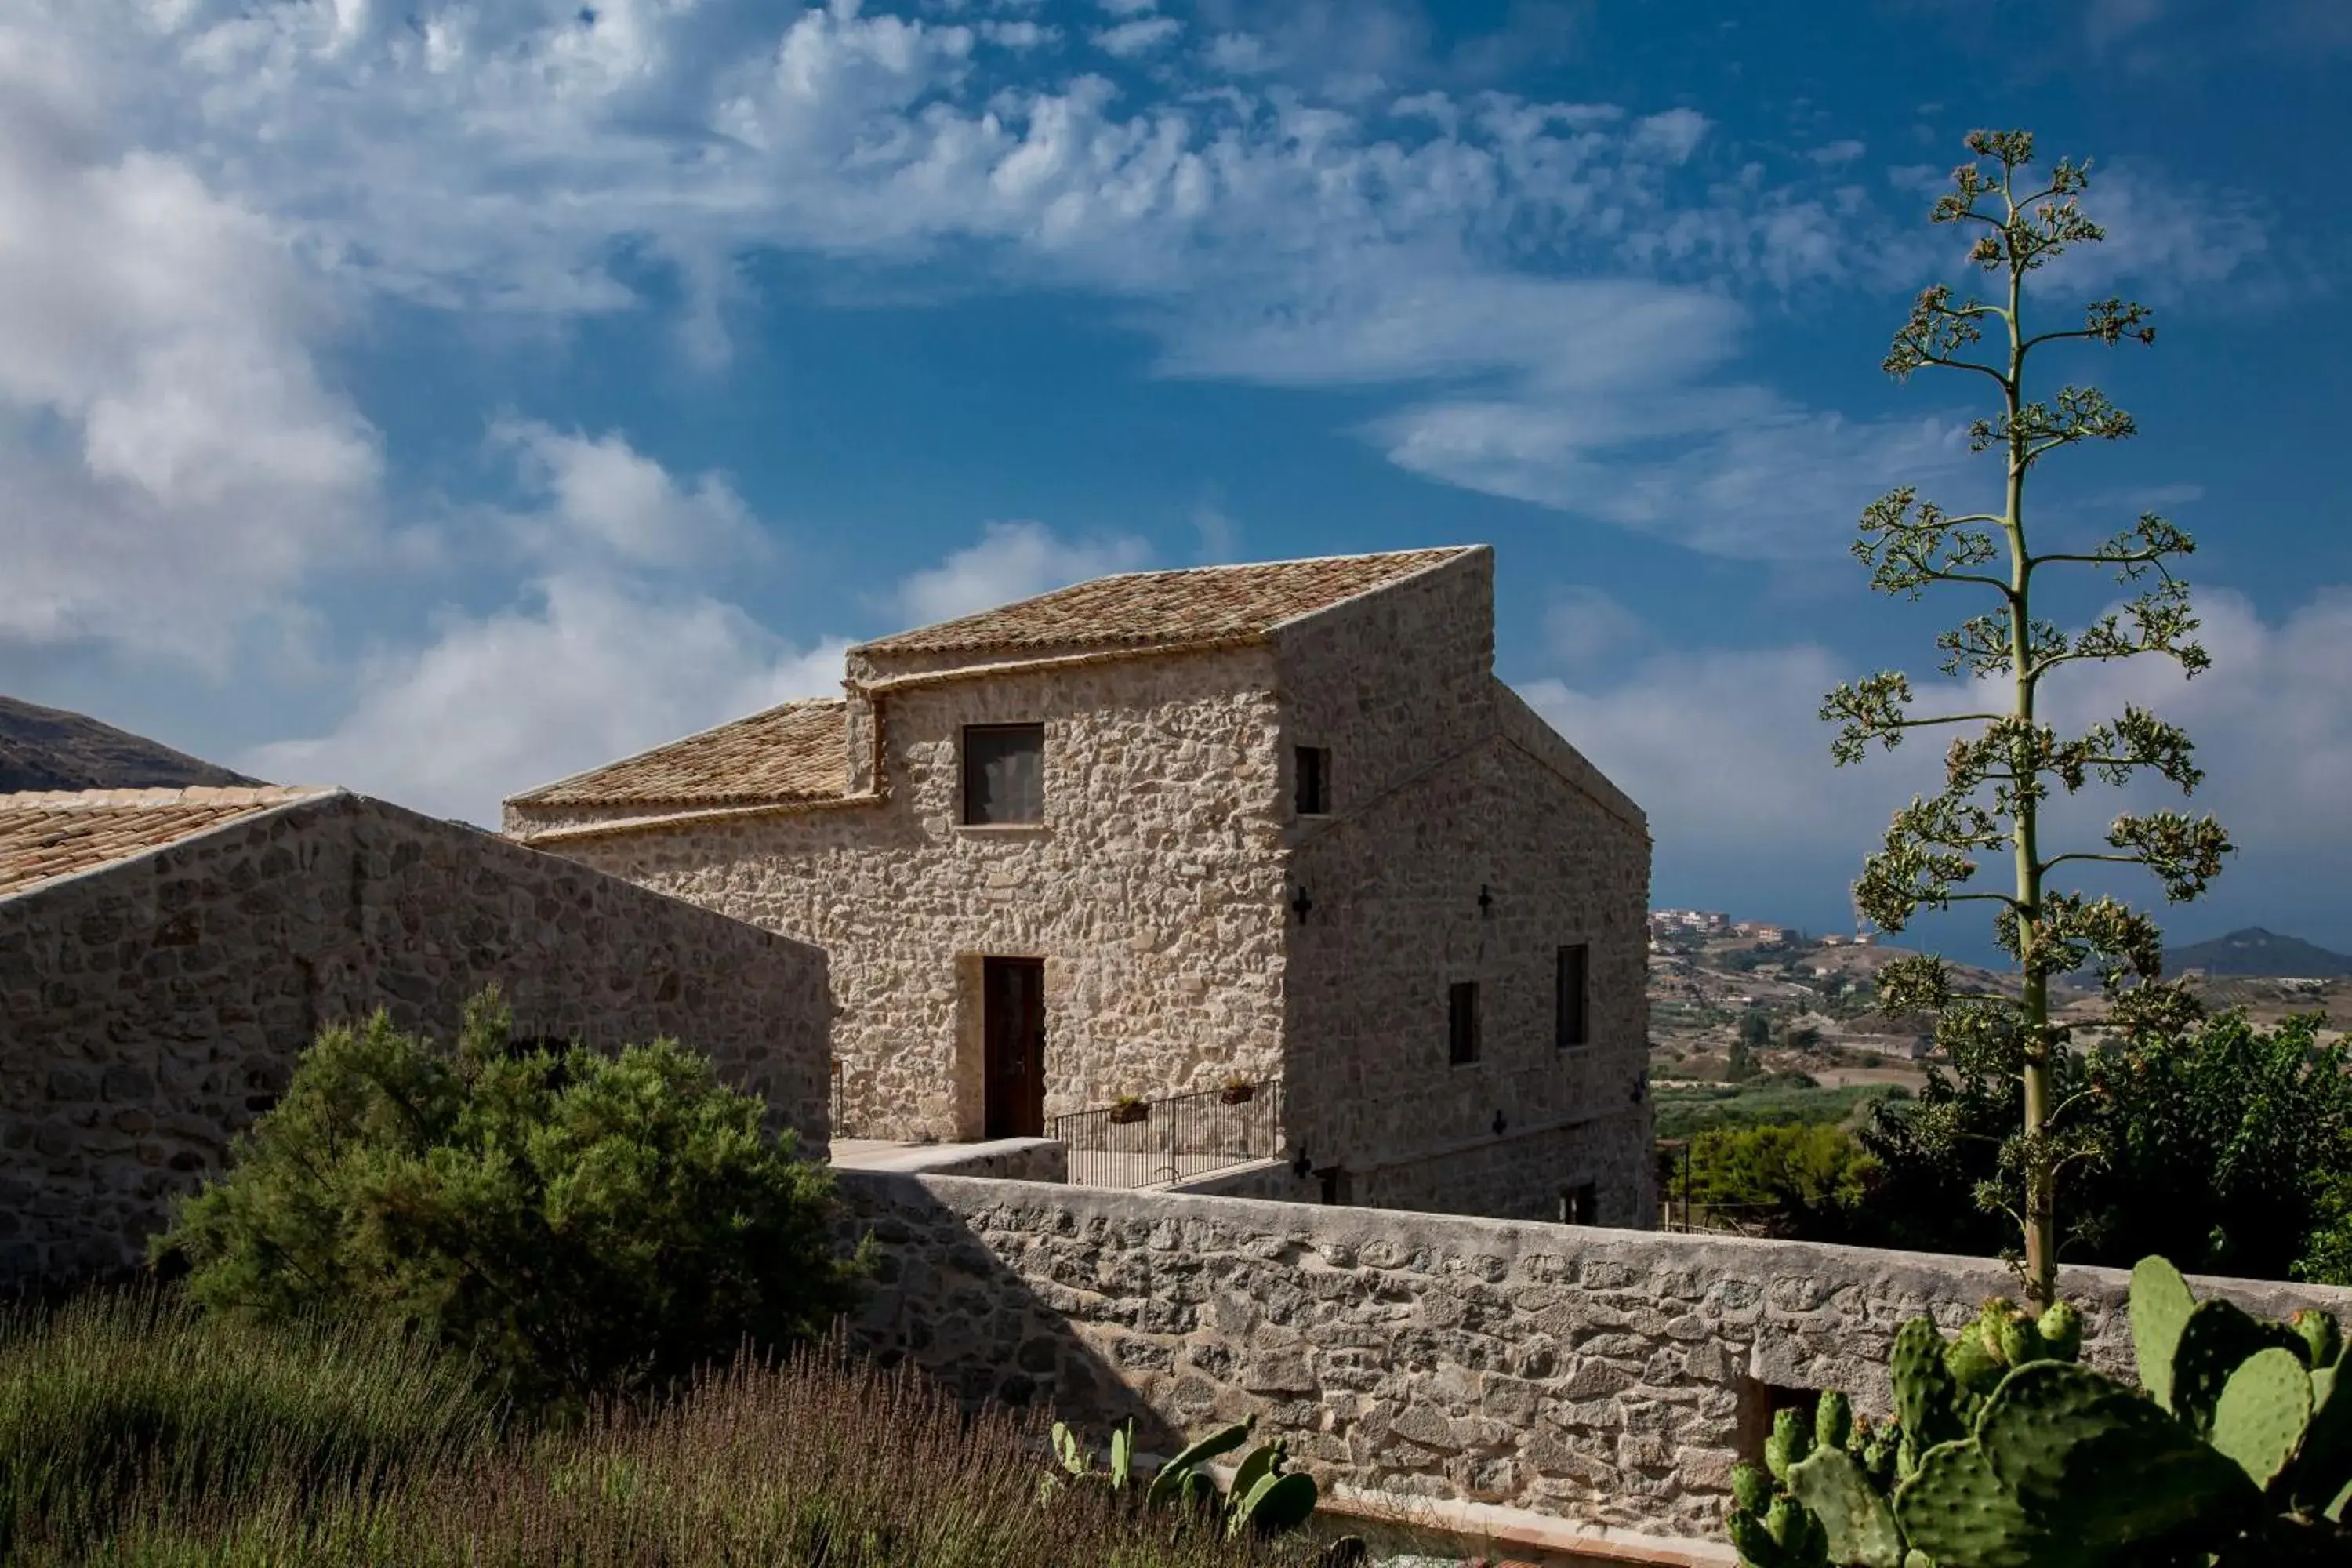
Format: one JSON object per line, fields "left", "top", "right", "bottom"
{"left": 1651, "top": 1077, "right": 1910, "bottom": 1141}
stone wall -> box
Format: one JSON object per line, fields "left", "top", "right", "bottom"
{"left": 840, "top": 1173, "right": 2352, "bottom": 1544}
{"left": 0, "top": 791, "right": 830, "bottom": 1284}
{"left": 526, "top": 647, "right": 1294, "bottom": 1142}
{"left": 1279, "top": 664, "right": 1655, "bottom": 1222}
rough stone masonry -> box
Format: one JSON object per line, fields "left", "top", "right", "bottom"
{"left": 840, "top": 1171, "right": 2352, "bottom": 1545}
{"left": 0, "top": 787, "right": 831, "bottom": 1285}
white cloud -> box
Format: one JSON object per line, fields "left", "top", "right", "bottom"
{"left": 0, "top": 19, "right": 379, "bottom": 659}
{"left": 1380, "top": 380, "right": 1971, "bottom": 561}
{"left": 1202, "top": 31, "right": 1277, "bottom": 74}
{"left": 1093, "top": 16, "right": 1181, "bottom": 56}
{"left": 979, "top": 20, "right": 1057, "bottom": 49}
{"left": 2086, "top": 0, "right": 2164, "bottom": 49}
{"left": 1095, "top": 0, "right": 1160, "bottom": 15}
{"left": 489, "top": 419, "right": 760, "bottom": 570}
{"left": 1809, "top": 139, "right": 1866, "bottom": 166}
{"left": 1629, "top": 107, "right": 1708, "bottom": 163}
{"left": 1541, "top": 585, "right": 1653, "bottom": 668}
{"left": 1523, "top": 585, "right": 2352, "bottom": 948}
{"left": 244, "top": 574, "right": 851, "bottom": 826}
{"left": 895, "top": 520, "right": 1152, "bottom": 626}
{"left": 245, "top": 513, "right": 1161, "bottom": 825}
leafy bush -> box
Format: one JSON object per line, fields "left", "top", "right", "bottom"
{"left": 1724, "top": 1257, "right": 2352, "bottom": 1566}
{"left": 1859, "top": 1010, "right": 2352, "bottom": 1282}
{"left": 1682, "top": 1124, "right": 1880, "bottom": 1242}
{"left": 154, "top": 989, "right": 866, "bottom": 1408}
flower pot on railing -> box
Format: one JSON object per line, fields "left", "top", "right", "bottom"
{"left": 1218, "top": 1081, "right": 1256, "bottom": 1105}
{"left": 1107, "top": 1097, "right": 1149, "bottom": 1126}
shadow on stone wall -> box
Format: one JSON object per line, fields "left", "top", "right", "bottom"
{"left": 840, "top": 1171, "right": 1187, "bottom": 1457}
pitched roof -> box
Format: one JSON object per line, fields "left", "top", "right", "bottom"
{"left": 852, "top": 546, "right": 1476, "bottom": 659}
{"left": 506, "top": 699, "right": 849, "bottom": 810}
{"left": 0, "top": 786, "right": 332, "bottom": 898}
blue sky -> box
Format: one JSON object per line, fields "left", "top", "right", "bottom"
{"left": 4, "top": 0, "right": 2348, "bottom": 964}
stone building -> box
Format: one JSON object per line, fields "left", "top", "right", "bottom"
{"left": 506, "top": 546, "right": 1653, "bottom": 1224}
{"left": 0, "top": 786, "right": 830, "bottom": 1283}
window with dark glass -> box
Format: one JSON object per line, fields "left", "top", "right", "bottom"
{"left": 962, "top": 724, "right": 1045, "bottom": 825}
{"left": 1447, "top": 981, "right": 1480, "bottom": 1065}
{"left": 1556, "top": 942, "right": 1590, "bottom": 1048}
{"left": 1294, "top": 746, "right": 1332, "bottom": 816}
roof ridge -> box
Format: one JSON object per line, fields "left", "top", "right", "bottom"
{"left": 851, "top": 544, "right": 1480, "bottom": 659}
{"left": 0, "top": 784, "right": 337, "bottom": 811}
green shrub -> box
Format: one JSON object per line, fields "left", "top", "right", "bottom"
{"left": 154, "top": 989, "right": 866, "bottom": 1410}
{"left": 1860, "top": 1010, "right": 2352, "bottom": 1281}
{"left": 1682, "top": 1123, "right": 1880, "bottom": 1242}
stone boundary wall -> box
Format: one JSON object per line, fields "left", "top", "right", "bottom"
{"left": 838, "top": 1172, "right": 2352, "bottom": 1545}
{"left": 2, "top": 790, "right": 830, "bottom": 1284}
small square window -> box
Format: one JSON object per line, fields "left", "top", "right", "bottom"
{"left": 1294, "top": 746, "right": 1332, "bottom": 816}
{"left": 1556, "top": 943, "right": 1590, "bottom": 1048}
{"left": 1448, "top": 981, "right": 1480, "bottom": 1065}
{"left": 963, "top": 724, "right": 1044, "bottom": 825}
{"left": 1560, "top": 1181, "right": 1599, "bottom": 1225}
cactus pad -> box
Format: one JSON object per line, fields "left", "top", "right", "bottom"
{"left": 2171, "top": 1298, "right": 2307, "bottom": 1439}
{"left": 1766, "top": 1406, "right": 1813, "bottom": 1482}
{"left": 2210, "top": 1345, "right": 2312, "bottom": 1491}
{"left": 2293, "top": 1309, "right": 2343, "bottom": 1374}
{"left": 1895, "top": 1318, "right": 1968, "bottom": 1451}
{"left": 2035, "top": 1301, "right": 2083, "bottom": 1363}
{"left": 1817, "top": 1389, "right": 1853, "bottom": 1453}
{"left": 2130, "top": 1255, "right": 2198, "bottom": 1410}
{"left": 2283, "top": 1361, "right": 2352, "bottom": 1517}
{"left": 1893, "top": 1442, "right": 2037, "bottom": 1568}
{"left": 1787, "top": 1446, "right": 1904, "bottom": 1568}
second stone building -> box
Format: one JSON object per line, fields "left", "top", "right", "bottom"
{"left": 504, "top": 545, "right": 1653, "bottom": 1224}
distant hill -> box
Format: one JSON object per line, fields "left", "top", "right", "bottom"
{"left": 0, "top": 695, "right": 259, "bottom": 793}
{"left": 2165, "top": 927, "right": 2352, "bottom": 979}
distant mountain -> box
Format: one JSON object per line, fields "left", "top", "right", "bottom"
{"left": 0, "top": 695, "right": 260, "bottom": 793}
{"left": 2165, "top": 927, "right": 2352, "bottom": 979}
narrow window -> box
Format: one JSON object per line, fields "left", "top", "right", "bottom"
{"left": 963, "top": 724, "right": 1045, "bottom": 825}
{"left": 1560, "top": 1180, "right": 1599, "bottom": 1225}
{"left": 1555, "top": 942, "right": 1590, "bottom": 1048}
{"left": 1448, "top": 981, "right": 1480, "bottom": 1065}
{"left": 1294, "top": 746, "right": 1332, "bottom": 816}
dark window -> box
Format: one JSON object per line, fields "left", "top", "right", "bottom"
{"left": 1556, "top": 942, "right": 1590, "bottom": 1047}
{"left": 1560, "top": 1180, "right": 1599, "bottom": 1225}
{"left": 963, "top": 724, "right": 1045, "bottom": 825}
{"left": 1448, "top": 981, "right": 1480, "bottom": 1065}
{"left": 1294, "top": 746, "right": 1332, "bottom": 816}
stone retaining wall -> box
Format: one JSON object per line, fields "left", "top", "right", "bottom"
{"left": 839, "top": 1172, "right": 2352, "bottom": 1544}
{"left": 1, "top": 790, "right": 829, "bottom": 1285}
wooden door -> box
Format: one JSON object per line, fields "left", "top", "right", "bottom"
{"left": 982, "top": 957, "right": 1046, "bottom": 1139}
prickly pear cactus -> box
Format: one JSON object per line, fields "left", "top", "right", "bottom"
{"left": 2212, "top": 1346, "right": 2314, "bottom": 1491}
{"left": 1895, "top": 1359, "right": 2259, "bottom": 1563}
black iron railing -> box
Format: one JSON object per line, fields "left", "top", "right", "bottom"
{"left": 1049, "top": 1080, "right": 1284, "bottom": 1189}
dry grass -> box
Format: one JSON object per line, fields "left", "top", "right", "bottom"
{"left": 0, "top": 1290, "right": 1330, "bottom": 1566}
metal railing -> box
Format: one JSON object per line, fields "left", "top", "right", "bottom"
{"left": 1050, "top": 1080, "right": 1285, "bottom": 1189}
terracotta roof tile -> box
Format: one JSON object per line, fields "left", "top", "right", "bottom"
{"left": 506, "top": 699, "right": 849, "bottom": 809}
{"left": 852, "top": 546, "right": 1475, "bottom": 658}
{"left": 0, "top": 786, "right": 332, "bottom": 898}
